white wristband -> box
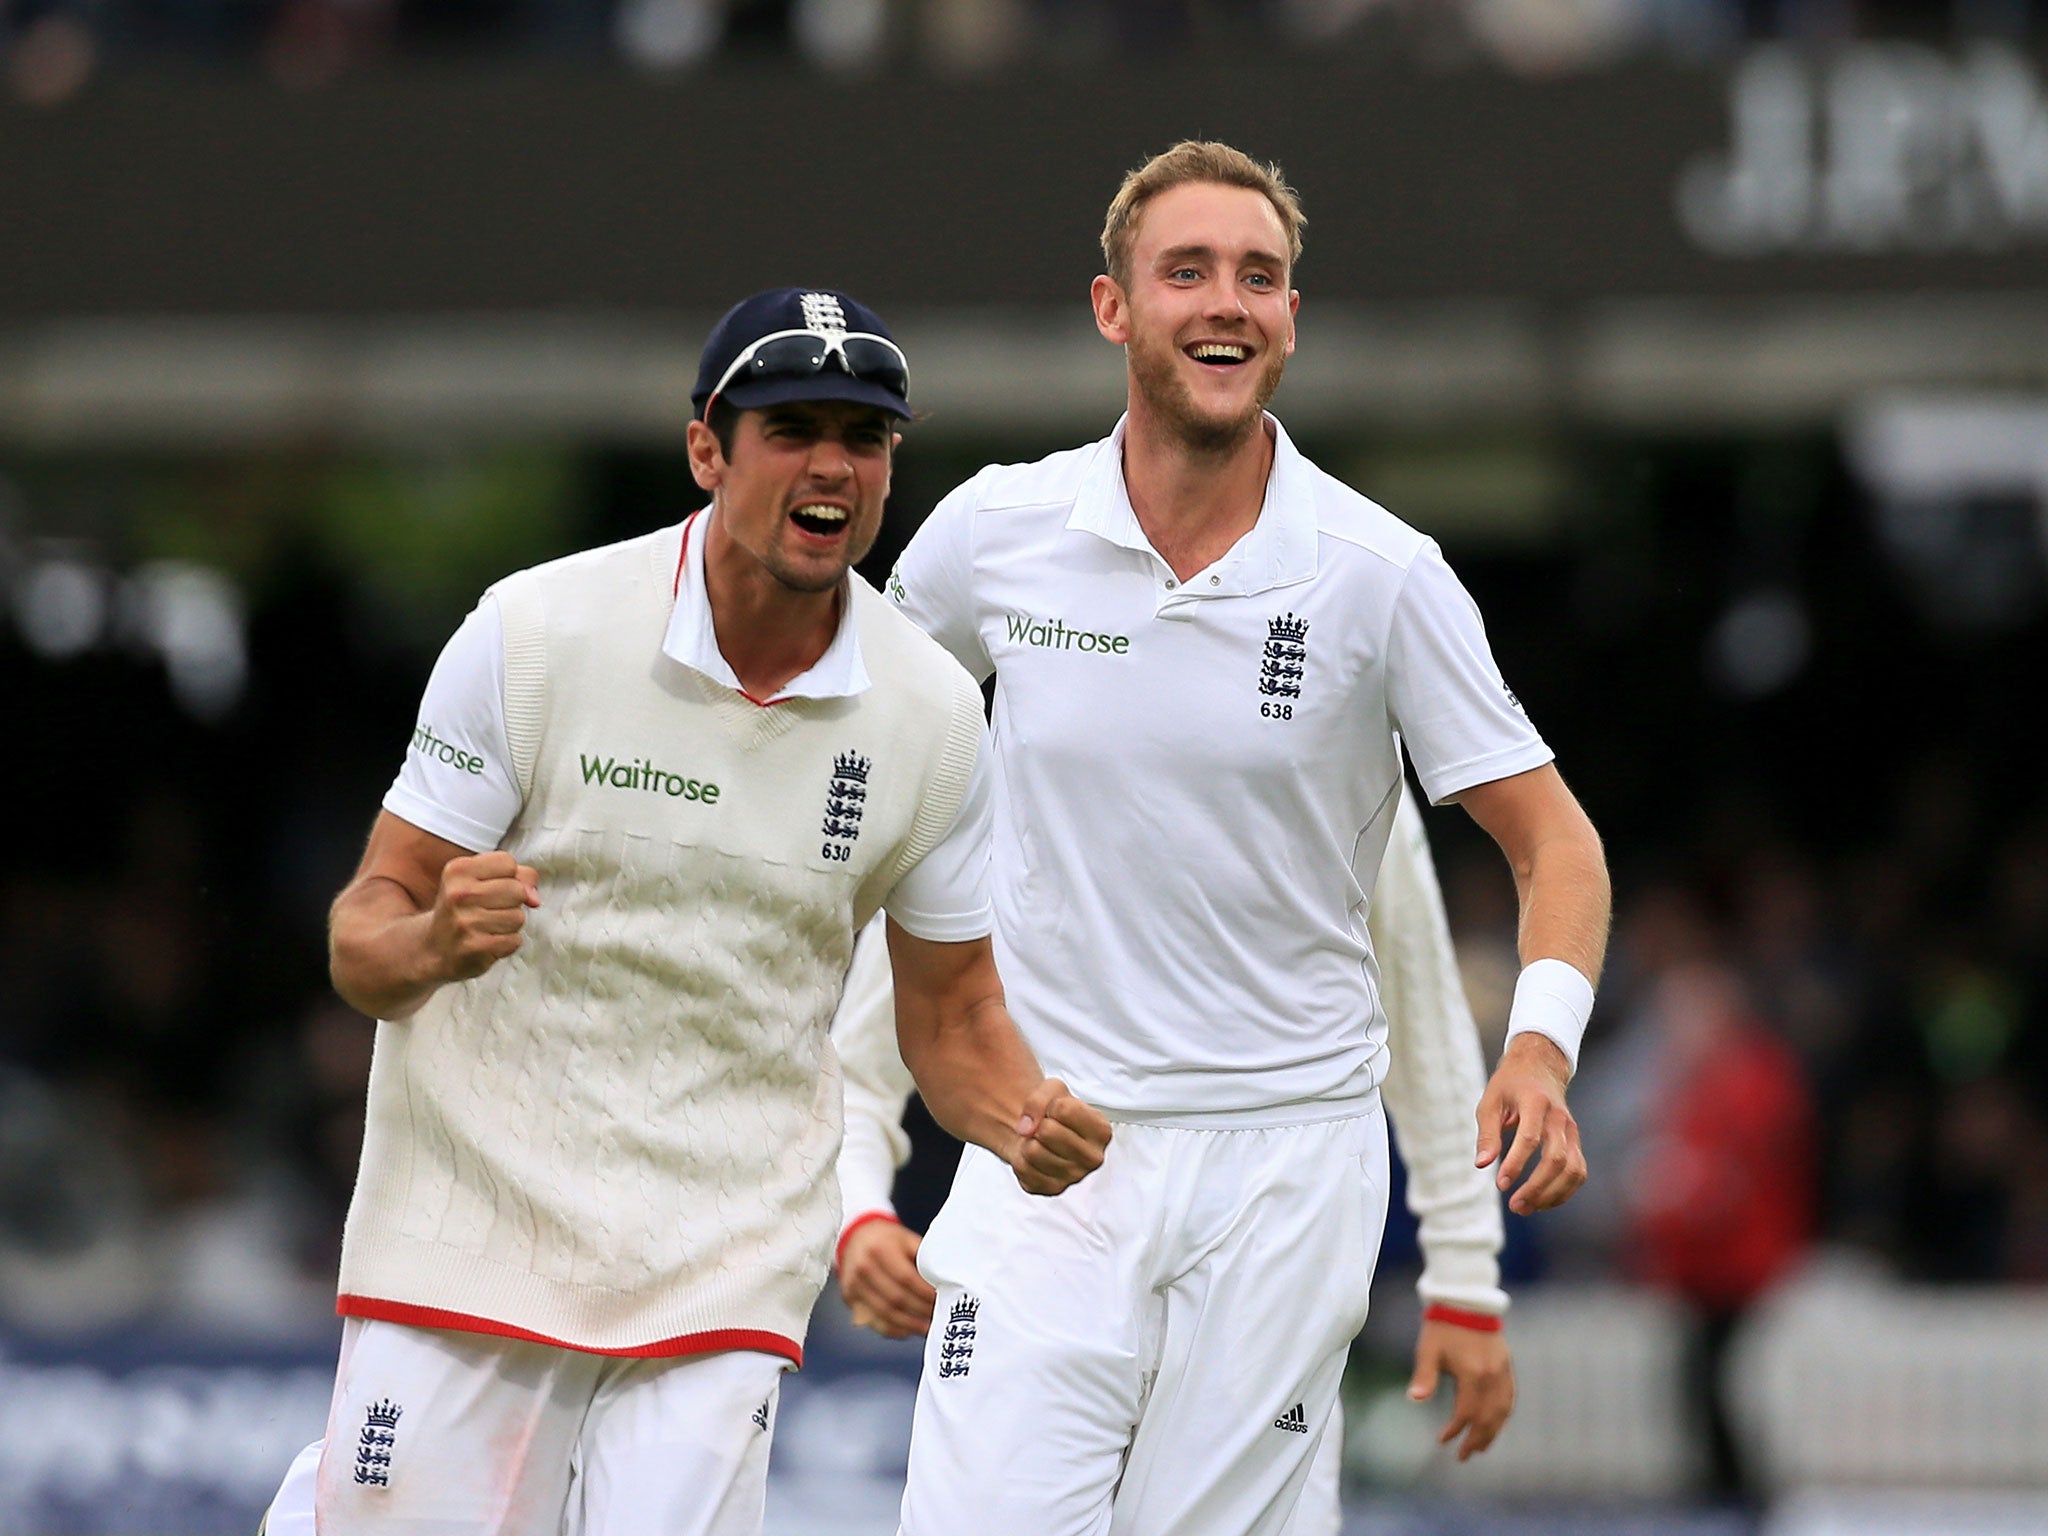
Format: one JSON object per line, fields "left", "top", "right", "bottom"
{"left": 1503, "top": 958, "right": 1596, "bottom": 1076}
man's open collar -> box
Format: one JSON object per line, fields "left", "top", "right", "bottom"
{"left": 1065, "top": 414, "right": 1319, "bottom": 596}
{"left": 661, "top": 508, "right": 872, "bottom": 702}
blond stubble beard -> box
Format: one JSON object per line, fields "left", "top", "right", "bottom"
{"left": 1128, "top": 330, "right": 1288, "bottom": 456}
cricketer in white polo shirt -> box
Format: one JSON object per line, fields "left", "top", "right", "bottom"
{"left": 830, "top": 781, "right": 1519, "bottom": 1536}
{"left": 881, "top": 144, "right": 1610, "bottom": 1536}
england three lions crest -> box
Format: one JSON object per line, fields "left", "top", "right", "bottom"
{"left": 938, "top": 1294, "right": 979, "bottom": 1380}
{"left": 1259, "top": 613, "right": 1308, "bottom": 701}
{"left": 820, "top": 751, "right": 870, "bottom": 863}
{"left": 354, "top": 1398, "right": 401, "bottom": 1486}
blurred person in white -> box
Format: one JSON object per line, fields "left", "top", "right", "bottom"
{"left": 881, "top": 141, "right": 1610, "bottom": 1536}
{"left": 832, "top": 781, "right": 1522, "bottom": 1529}
{"left": 259, "top": 286, "right": 1110, "bottom": 1536}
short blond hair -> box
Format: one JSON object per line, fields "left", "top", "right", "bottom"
{"left": 1100, "top": 141, "right": 1306, "bottom": 289}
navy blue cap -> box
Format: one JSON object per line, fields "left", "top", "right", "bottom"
{"left": 691, "top": 287, "right": 911, "bottom": 421}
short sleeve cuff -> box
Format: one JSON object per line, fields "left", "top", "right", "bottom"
{"left": 1418, "top": 742, "right": 1556, "bottom": 808}
{"left": 880, "top": 900, "right": 995, "bottom": 945}
{"left": 380, "top": 789, "right": 499, "bottom": 855}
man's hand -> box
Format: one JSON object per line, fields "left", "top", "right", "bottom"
{"left": 886, "top": 927, "right": 1111, "bottom": 1190}
{"left": 427, "top": 851, "right": 542, "bottom": 981}
{"left": 839, "top": 1220, "right": 936, "bottom": 1339}
{"left": 331, "top": 813, "right": 541, "bottom": 1021}
{"left": 1409, "top": 1319, "right": 1515, "bottom": 1461}
{"left": 1006, "top": 1079, "right": 1112, "bottom": 1195}
{"left": 1475, "top": 1033, "right": 1585, "bottom": 1215}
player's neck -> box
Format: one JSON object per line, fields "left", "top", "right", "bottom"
{"left": 702, "top": 520, "right": 843, "bottom": 701}
{"left": 1120, "top": 402, "right": 1275, "bottom": 583}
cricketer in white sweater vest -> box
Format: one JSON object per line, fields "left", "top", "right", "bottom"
{"left": 272, "top": 288, "right": 1112, "bottom": 1536}
{"left": 335, "top": 520, "right": 1000, "bottom": 1360}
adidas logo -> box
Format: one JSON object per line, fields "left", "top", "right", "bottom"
{"left": 1273, "top": 1403, "right": 1309, "bottom": 1434}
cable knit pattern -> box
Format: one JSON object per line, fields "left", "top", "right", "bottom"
{"left": 338, "top": 526, "right": 985, "bottom": 1356}
{"left": 1372, "top": 787, "right": 1509, "bottom": 1315}
{"left": 829, "top": 916, "right": 915, "bottom": 1222}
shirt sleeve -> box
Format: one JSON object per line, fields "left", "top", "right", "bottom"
{"left": 1384, "top": 541, "right": 1554, "bottom": 806}
{"left": 880, "top": 723, "right": 995, "bottom": 943}
{"left": 1371, "top": 782, "right": 1509, "bottom": 1316}
{"left": 382, "top": 596, "right": 524, "bottom": 851}
{"left": 831, "top": 912, "right": 916, "bottom": 1227}
{"left": 887, "top": 477, "right": 993, "bottom": 683}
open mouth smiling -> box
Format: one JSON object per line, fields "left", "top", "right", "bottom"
{"left": 1186, "top": 341, "right": 1252, "bottom": 367}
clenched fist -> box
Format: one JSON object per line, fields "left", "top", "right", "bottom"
{"left": 1005, "top": 1079, "right": 1112, "bottom": 1196}
{"left": 427, "top": 851, "right": 541, "bottom": 982}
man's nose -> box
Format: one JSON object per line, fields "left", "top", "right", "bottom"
{"left": 1202, "top": 274, "right": 1247, "bottom": 320}
{"left": 807, "top": 435, "right": 854, "bottom": 479}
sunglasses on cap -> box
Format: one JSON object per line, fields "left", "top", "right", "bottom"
{"left": 705, "top": 328, "right": 911, "bottom": 414}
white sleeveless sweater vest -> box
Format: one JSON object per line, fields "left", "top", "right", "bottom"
{"left": 337, "top": 524, "right": 984, "bottom": 1360}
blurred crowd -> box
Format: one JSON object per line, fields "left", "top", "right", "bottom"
{"left": 2, "top": 0, "right": 2044, "bottom": 102}
{"left": 2, "top": 683, "right": 2043, "bottom": 1357}
{"left": 1439, "top": 757, "right": 2048, "bottom": 1299}
{"left": 1428, "top": 760, "right": 2048, "bottom": 1488}
{"left": 0, "top": 439, "right": 2044, "bottom": 1495}
{"left": 0, "top": 784, "right": 369, "bottom": 1344}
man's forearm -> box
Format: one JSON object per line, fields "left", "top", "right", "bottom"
{"left": 1456, "top": 766, "right": 1611, "bottom": 988}
{"left": 1509, "top": 824, "right": 1611, "bottom": 983}
{"left": 329, "top": 878, "right": 445, "bottom": 1021}
{"left": 887, "top": 923, "right": 1110, "bottom": 1196}
{"left": 899, "top": 994, "right": 1045, "bottom": 1156}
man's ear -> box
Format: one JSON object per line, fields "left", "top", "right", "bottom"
{"left": 686, "top": 419, "right": 725, "bottom": 492}
{"left": 1091, "top": 274, "right": 1130, "bottom": 346}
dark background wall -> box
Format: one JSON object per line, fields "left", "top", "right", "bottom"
{"left": 5, "top": 54, "right": 2048, "bottom": 316}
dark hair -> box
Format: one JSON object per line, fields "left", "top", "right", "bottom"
{"left": 705, "top": 396, "right": 740, "bottom": 458}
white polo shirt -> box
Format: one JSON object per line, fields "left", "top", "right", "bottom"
{"left": 887, "top": 416, "right": 1551, "bottom": 1122}
{"left": 385, "top": 508, "right": 995, "bottom": 941}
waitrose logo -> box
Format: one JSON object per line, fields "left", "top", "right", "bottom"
{"left": 579, "top": 753, "right": 720, "bottom": 804}
{"left": 1004, "top": 612, "right": 1130, "bottom": 655}
{"left": 412, "top": 723, "right": 486, "bottom": 776}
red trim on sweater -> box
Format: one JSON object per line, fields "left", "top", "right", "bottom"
{"left": 337, "top": 1295, "right": 804, "bottom": 1366}
{"left": 1422, "top": 1302, "right": 1505, "bottom": 1334}
{"left": 673, "top": 509, "right": 699, "bottom": 599}
{"left": 834, "top": 1210, "right": 903, "bottom": 1274}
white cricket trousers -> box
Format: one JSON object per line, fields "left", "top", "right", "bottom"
{"left": 899, "top": 1108, "right": 1389, "bottom": 1536}
{"left": 261, "top": 1317, "right": 786, "bottom": 1536}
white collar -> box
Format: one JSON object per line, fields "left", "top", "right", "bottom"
{"left": 1065, "top": 413, "right": 1319, "bottom": 597}
{"left": 660, "top": 508, "right": 872, "bottom": 703}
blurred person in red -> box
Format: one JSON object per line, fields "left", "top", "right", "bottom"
{"left": 1627, "top": 958, "right": 1816, "bottom": 1495}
